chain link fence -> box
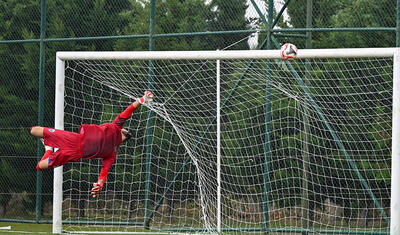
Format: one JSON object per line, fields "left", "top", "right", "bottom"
{"left": 0, "top": 0, "right": 396, "bottom": 224}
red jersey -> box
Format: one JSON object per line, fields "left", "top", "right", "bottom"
{"left": 43, "top": 104, "right": 137, "bottom": 182}
{"left": 79, "top": 122, "right": 122, "bottom": 159}
{"left": 79, "top": 109, "right": 131, "bottom": 158}
{"left": 78, "top": 113, "right": 130, "bottom": 182}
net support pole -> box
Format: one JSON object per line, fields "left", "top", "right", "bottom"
{"left": 216, "top": 58, "right": 221, "bottom": 233}
{"left": 391, "top": 49, "right": 400, "bottom": 234}
{"left": 52, "top": 56, "right": 65, "bottom": 234}
{"left": 302, "top": 0, "right": 312, "bottom": 233}
{"left": 35, "top": 0, "right": 47, "bottom": 223}
{"left": 263, "top": 63, "right": 272, "bottom": 233}
{"left": 257, "top": 0, "right": 274, "bottom": 231}
{"left": 262, "top": 0, "right": 274, "bottom": 232}
{"left": 144, "top": 0, "right": 156, "bottom": 229}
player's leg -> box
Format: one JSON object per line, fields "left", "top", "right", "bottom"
{"left": 36, "top": 145, "right": 55, "bottom": 171}
{"left": 36, "top": 129, "right": 81, "bottom": 171}
{"left": 36, "top": 156, "right": 50, "bottom": 171}
{"left": 30, "top": 126, "right": 55, "bottom": 171}
{"left": 36, "top": 149, "right": 63, "bottom": 171}
{"left": 30, "top": 126, "right": 44, "bottom": 138}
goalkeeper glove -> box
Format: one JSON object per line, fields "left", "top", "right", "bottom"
{"left": 91, "top": 181, "right": 104, "bottom": 198}
{"left": 138, "top": 91, "right": 154, "bottom": 104}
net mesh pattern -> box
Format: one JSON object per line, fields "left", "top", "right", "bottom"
{"left": 61, "top": 57, "right": 392, "bottom": 234}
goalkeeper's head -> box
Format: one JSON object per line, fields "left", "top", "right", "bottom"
{"left": 121, "top": 128, "right": 132, "bottom": 142}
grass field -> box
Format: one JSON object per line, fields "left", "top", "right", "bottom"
{"left": 0, "top": 222, "right": 172, "bottom": 235}
{"left": 0, "top": 221, "right": 388, "bottom": 235}
{"left": 0, "top": 222, "right": 52, "bottom": 234}
{"left": 0, "top": 222, "right": 195, "bottom": 235}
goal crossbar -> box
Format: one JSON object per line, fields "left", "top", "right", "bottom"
{"left": 56, "top": 48, "right": 397, "bottom": 61}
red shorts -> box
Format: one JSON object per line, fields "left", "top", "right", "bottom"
{"left": 43, "top": 128, "right": 82, "bottom": 168}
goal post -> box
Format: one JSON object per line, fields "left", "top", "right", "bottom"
{"left": 53, "top": 57, "right": 64, "bottom": 234}
{"left": 391, "top": 48, "right": 400, "bottom": 234}
{"left": 53, "top": 48, "right": 397, "bottom": 234}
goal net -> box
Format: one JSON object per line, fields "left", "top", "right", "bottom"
{"left": 53, "top": 49, "right": 397, "bottom": 234}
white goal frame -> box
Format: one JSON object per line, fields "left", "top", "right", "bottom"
{"left": 53, "top": 48, "right": 399, "bottom": 234}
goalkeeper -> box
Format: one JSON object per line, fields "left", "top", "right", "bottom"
{"left": 30, "top": 91, "right": 154, "bottom": 197}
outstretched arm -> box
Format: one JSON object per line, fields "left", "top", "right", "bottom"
{"left": 112, "top": 91, "right": 154, "bottom": 128}
{"left": 91, "top": 154, "right": 116, "bottom": 198}
{"left": 91, "top": 91, "right": 154, "bottom": 197}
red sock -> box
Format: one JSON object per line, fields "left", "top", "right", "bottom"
{"left": 36, "top": 150, "right": 53, "bottom": 171}
{"left": 41, "top": 149, "right": 53, "bottom": 161}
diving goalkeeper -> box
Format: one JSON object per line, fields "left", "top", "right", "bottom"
{"left": 30, "top": 91, "right": 154, "bottom": 197}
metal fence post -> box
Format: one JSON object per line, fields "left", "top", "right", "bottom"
{"left": 35, "top": 0, "right": 46, "bottom": 223}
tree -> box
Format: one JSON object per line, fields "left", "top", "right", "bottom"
{"left": 205, "top": 0, "right": 249, "bottom": 50}
{"left": 317, "top": 0, "right": 395, "bottom": 48}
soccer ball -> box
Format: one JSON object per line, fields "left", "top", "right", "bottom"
{"left": 280, "top": 43, "right": 298, "bottom": 60}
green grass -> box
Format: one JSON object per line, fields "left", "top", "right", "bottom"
{"left": 0, "top": 222, "right": 193, "bottom": 235}
{"left": 0, "top": 221, "right": 389, "bottom": 235}
{"left": 0, "top": 222, "right": 52, "bottom": 234}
